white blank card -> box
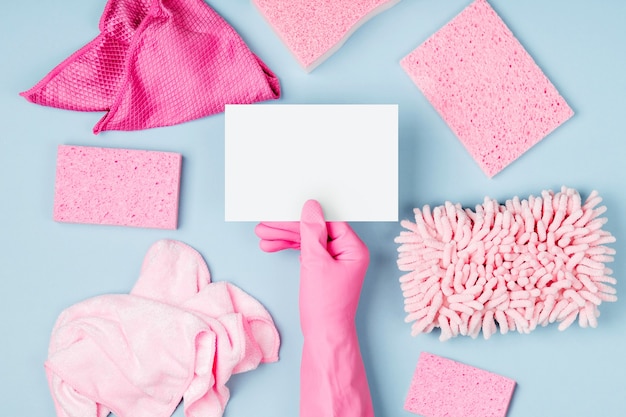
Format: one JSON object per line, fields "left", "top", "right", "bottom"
{"left": 225, "top": 104, "right": 398, "bottom": 221}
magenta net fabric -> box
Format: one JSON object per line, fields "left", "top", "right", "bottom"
{"left": 21, "top": 0, "right": 281, "bottom": 133}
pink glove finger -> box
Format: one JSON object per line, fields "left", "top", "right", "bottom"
{"left": 255, "top": 222, "right": 300, "bottom": 240}
{"left": 299, "top": 200, "right": 331, "bottom": 262}
{"left": 259, "top": 239, "right": 301, "bottom": 253}
{"left": 255, "top": 222, "right": 301, "bottom": 252}
{"left": 326, "top": 222, "right": 368, "bottom": 262}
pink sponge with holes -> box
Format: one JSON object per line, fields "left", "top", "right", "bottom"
{"left": 53, "top": 145, "right": 182, "bottom": 229}
{"left": 253, "top": 0, "right": 400, "bottom": 71}
{"left": 400, "top": 0, "right": 574, "bottom": 177}
{"left": 405, "top": 352, "right": 515, "bottom": 417}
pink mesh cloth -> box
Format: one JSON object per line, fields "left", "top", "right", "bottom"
{"left": 20, "top": 0, "right": 280, "bottom": 134}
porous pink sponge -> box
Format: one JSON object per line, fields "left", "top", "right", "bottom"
{"left": 395, "top": 187, "right": 617, "bottom": 341}
{"left": 253, "top": 0, "right": 400, "bottom": 71}
{"left": 405, "top": 352, "right": 515, "bottom": 417}
{"left": 53, "top": 145, "right": 182, "bottom": 229}
{"left": 400, "top": 0, "right": 574, "bottom": 177}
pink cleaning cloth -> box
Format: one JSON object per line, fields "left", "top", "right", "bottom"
{"left": 405, "top": 352, "right": 515, "bottom": 417}
{"left": 400, "top": 0, "right": 573, "bottom": 177}
{"left": 46, "top": 239, "right": 280, "bottom": 417}
{"left": 395, "top": 186, "right": 616, "bottom": 341}
{"left": 253, "top": 0, "right": 400, "bottom": 71}
{"left": 21, "top": 0, "right": 280, "bottom": 134}
{"left": 53, "top": 145, "right": 182, "bottom": 229}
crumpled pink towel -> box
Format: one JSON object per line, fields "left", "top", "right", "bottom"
{"left": 46, "top": 239, "right": 280, "bottom": 417}
{"left": 21, "top": 0, "right": 280, "bottom": 134}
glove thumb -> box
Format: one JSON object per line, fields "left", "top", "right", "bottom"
{"left": 299, "top": 199, "right": 329, "bottom": 263}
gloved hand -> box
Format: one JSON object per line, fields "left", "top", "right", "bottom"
{"left": 255, "top": 200, "right": 374, "bottom": 417}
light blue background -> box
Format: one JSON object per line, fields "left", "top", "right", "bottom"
{"left": 1, "top": 1, "right": 625, "bottom": 416}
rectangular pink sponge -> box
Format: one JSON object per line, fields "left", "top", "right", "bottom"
{"left": 400, "top": 0, "right": 573, "bottom": 177}
{"left": 53, "top": 145, "right": 182, "bottom": 229}
{"left": 405, "top": 352, "right": 516, "bottom": 417}
{"left": 253, "top": 0, "right": 398, "bottom": 70}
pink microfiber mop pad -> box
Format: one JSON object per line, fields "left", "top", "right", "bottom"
{"left": 400, "top": 0, "right": 573, "bottom": 177}
{"left": 53, "top": 145, "right": 181, "bottom": 229}
{"left": 46, "top": 239, "right": 280, "bottom": 417}
{"left": 21, "top": 0, "right": 280, "bottom": 134}
{"left": 253, "top": 0, "right": 400, "bottom": 71}
{"left": 395, "top": 186, "right": 616, "bottom": 341}
{"left": 405, "top": 352, "right": 515, "bottom": 417}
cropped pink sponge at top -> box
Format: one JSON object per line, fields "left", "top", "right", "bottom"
{"left": 21, "top": 0, "right": 280, "bottom": 134}
{"left": 46, "top": 240, "right": 280, "bottom": 417}
{"left": 395, "top": 187, "right": 616, "bottom": 341}
{"left": 253, "top": 0, "right": 401, "bottom": 71}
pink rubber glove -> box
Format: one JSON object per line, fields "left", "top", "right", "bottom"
{"left": 255, "top": 200, "right": 374, "bottom": 417}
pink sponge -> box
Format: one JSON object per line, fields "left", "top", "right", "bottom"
{"left": 405, "top": 352, "right": 515, "bottom": 417}
{"left": 53, "top": 145, "right": 182, "bottom": 229}
{"left": 400, "top": 0, "right": 574, "bottom": 177}
{"left": 253, "top": 0, "right": 400, "bottom": 71}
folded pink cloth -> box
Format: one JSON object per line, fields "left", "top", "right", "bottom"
{"left": 46, "top": 240, "right": 280, "bottom": 417}
{"left": 21, "top": 0, "right": 280, "bottom": 134}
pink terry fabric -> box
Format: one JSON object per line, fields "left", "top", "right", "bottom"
{"left": 21, "top": 0, "right": 280, "bottom": 134}
{"left": 405, "top": 352, "right": 515, "bottom": 417}
{"left": 46, "top": 240, "right": 280, "bottom": 417}
{"left": 53, "top": 145, "right": 182, "bottom": 229}
{"left": 400, "top": 0, "right": 574, "bottom": 177}
{"left": 253, "top": 0, "right": 400, "bottom": 71}
{"left": 395, "top": 187, "right": 617, "bottom": 341}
